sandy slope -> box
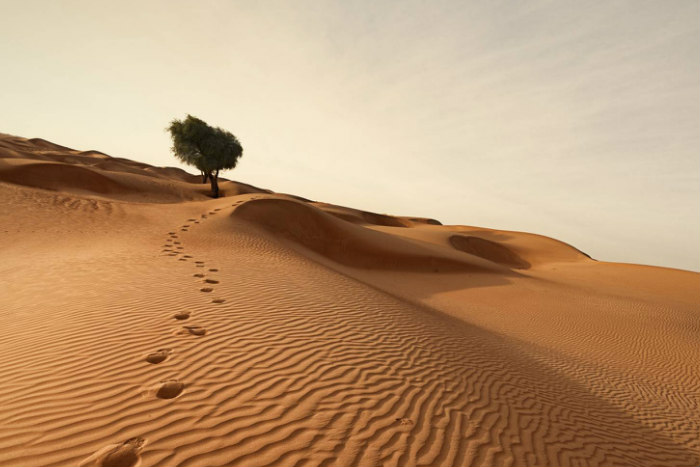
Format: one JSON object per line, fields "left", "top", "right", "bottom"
{"left": 0, "top": 133, "right": 698, "bottom": 467}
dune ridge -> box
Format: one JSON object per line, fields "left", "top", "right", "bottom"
{"left": 0, "top": 133, "right": 698, "bottom": 467}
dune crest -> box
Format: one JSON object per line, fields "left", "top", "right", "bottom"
{"left": 449, "top": 234, "right": 531, "bottom": 269}
{"left": 0, "top": 133, "right": 270, "bottom": 202}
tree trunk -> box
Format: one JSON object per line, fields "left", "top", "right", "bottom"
{"left": 209, "top": 170, "right": 220, "bottom": 198}
{"left": 201, "top": 171, "right": 210, "bottom": 184}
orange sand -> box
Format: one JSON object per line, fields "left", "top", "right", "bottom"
{"left": 1, "top": 133, "right": 698, "bottom": 467}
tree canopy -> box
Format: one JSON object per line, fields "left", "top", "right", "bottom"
{"left": 167, "top": 115, "right": 243, "bottom": 198}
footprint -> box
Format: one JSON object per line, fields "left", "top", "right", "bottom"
{"left": 174, "top": 312, "right": 190, "bottom": 320}
{"left": 156, "top": 379, "right": 185, "bottom": 399}
{"left": 194, "top": 221, "right": 200, "bottom": 224}
{"left": 79, "top": 437, "right": 145, "bottom": 467}
{"left": 176, "top": 246, "right": 184, "bottom": 250}
{"left": 208, "top": 268, "right": 218, "bottom": 272}
{"left": 196, "top": 264, "right": 205, "bottom": 268}
{"left": 166, "top": 239, "right": 173, "bottom": 242}
{"left": 201, "top": 214, "right": 207, "bottom": 218}
{"left": 168, "top": 253, "right": 178, "bottom": 256}
{"left": 178, "top": 258, "right": 187, "bottom": 261}
{"left": 182, "top": 225, "right": 190, "bottom": 228}
{"left": 200, "top": 287, "right": 213, "bottom": 293}
{"left": 187, "top": 218, "right": 197, "bottom": 221}
{"left": 145, "top": 349, "right": 172, "bottom": 364}
{"left": 180, "top": 229, "right": 188, "bottom": 232}
{"left": 183, "top": 255, "right": 193, "bottom": 258}
{"left": 204, "top": 279, "right": 219, "bottom": 284}
{"left": 195, "top": 261, "right": 204, "bottom": 264}
{"left": 212, "top": 298, "right": 226, "bottom": 304}
{"left": 214, "top": 208, "right": 221, "bottom": 211}
{"left": 395, "top": 418, "right": 414, "bottom": 425}
{"left": 174, "top": 241, "right": 181, "bottom": 245}
{"left": 193, "top": 273, "right": 205, "bottom": 278}
{"left": 184, "top": 325, "right": 206, "bottom": 336}
{"left": 168, "top": 231, "right": 175, "bottom": 235}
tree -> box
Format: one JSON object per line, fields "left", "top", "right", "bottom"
{"left": 167, "top": 115, "right": 243, "bottom": 198}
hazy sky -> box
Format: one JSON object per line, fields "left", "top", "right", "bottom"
{"left": 1, "top": 0, "right": 698, "bottom": 271}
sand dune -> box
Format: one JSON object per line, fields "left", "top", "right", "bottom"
{"left": 0, "top": 133, "right": 698, "bottom": 467}
{"left": 0, "top": 134, "right": 270, "bottom": 203}
{"left": 447, "top": 235, "right": 530, "bottom": 269}
{"left": 232, "top": 197, "right": 505, "bottom": 272}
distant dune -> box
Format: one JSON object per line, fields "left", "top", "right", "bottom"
{"left": 1, "top": 133, "right": 698, "bottom": 467}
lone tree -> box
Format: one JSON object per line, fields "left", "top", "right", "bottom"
{"left": 167, "top": 115, "right": 243, "bottom": 198}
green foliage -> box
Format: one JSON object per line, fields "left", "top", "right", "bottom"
{"left": 167, "top": 115, "right": 243, "bottom": 197}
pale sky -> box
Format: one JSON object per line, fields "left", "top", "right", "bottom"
{"left": 1, "top": 0, "right": 698, "bottom": 271}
